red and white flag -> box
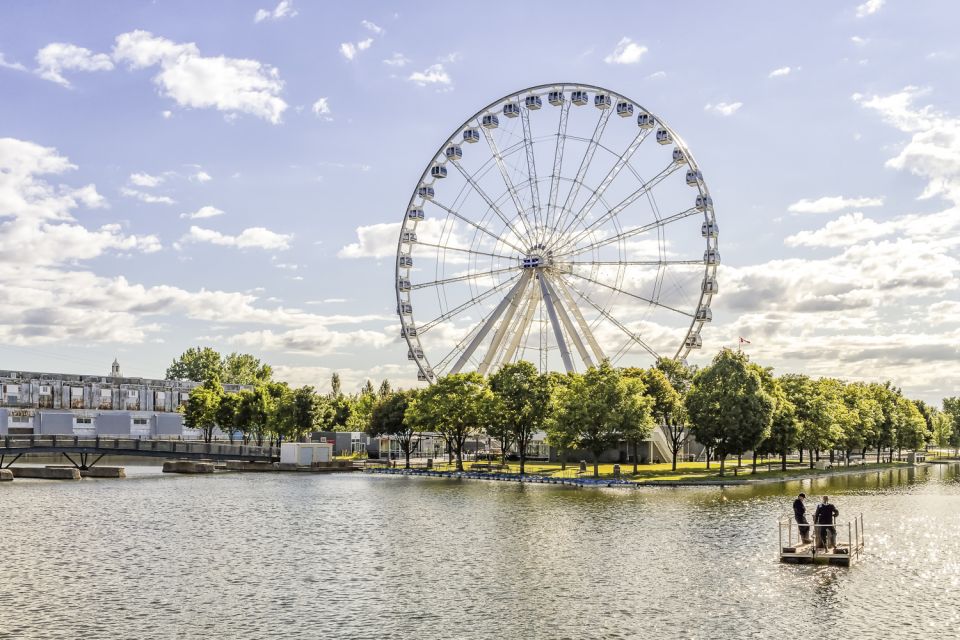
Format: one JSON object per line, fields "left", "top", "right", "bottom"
{"left": 739, "top": 336, "right": 751, "bottom": 345}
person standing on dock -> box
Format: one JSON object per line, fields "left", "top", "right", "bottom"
{"left": 793, "top": 493, "right": 811, "bottom": 543}
{"left": 814, "top": 495, "right": 839, "bottom": 550}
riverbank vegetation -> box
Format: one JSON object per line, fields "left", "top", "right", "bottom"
{"left": 172, "top": 347, "right": 960, "bottom": 473}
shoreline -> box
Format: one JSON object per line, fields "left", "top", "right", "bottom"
{"left": 365, "top": 461, "right": 934, "bottom": 488}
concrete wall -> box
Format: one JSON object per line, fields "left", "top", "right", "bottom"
{"left": 155, "top": 413, "right": 184, "bottom": 436}
{"left": 96, "top": 412, "right": 132, "bottom": 436}
{"left": 37, "top": 412, "right": 75, "bottom": 435}
{"left": 0, "top": 408, "right": 6, "bottom": 435}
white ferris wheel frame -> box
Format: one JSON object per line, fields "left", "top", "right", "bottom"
{"left": 395, "top": 82, "right": 719, "bottom": 383}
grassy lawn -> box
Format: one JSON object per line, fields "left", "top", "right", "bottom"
{"left": 420, "top": 459, "right": 913, "bottom": 483}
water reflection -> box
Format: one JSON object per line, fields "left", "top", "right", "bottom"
{"left": 1, "top": 463, "right": 959, "bottom": 638}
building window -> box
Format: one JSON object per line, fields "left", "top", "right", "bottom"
{"left": 11, "top": 416, "right": 30, "bottom": 423}
{"left": 101, "top": 389, "right": 111, "bottom": 399}
{"left": 70, "top": 387, "right": 83, "bottom": 397}
{"left": 133, "top": 418, "right": 148, "bottom": 425}
{"left": 75, "top": 417, "right": 93, "bottom": 424}
{"left": 127, "top": 390, "right": 138, "bottom": 399}
{"left": 39, "top": 386, "right": 51, "bottom": 395}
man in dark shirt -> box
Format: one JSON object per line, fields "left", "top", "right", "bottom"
{"left": 814, "top": 495, "right": 840, "bottom": 550}
{"left": 792, "top": 493, "right": 811, "bottom": 543}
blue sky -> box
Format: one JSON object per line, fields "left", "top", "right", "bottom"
{"left": 1, "top": 0, "right": 958, "bottom": 402}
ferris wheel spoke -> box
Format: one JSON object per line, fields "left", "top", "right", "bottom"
{"left": 552, "top": 161, "right": 684, "bottom": 255}
{"left": 550, "top": 275, "right": 606, "bottom": 363}
{"left": 549, "top": 108, "right": 614, "bottom": 248}
{"left": 541, "top": 274, "right": 594, "bottom": 369}
{"left": 447, "top": 160, "right": 531, "bottom": 248}
{"left": 450, "top": 270, "right": 535, "bottom": 374}
{"left": 429, "top": 199, "right": 529, "bottom": 255}
{"left": 492, "top": 282, "right": 539, "bottom": 371}
{"left": 561, "top": 279, "right": 660, "bottom": 359}
{"left": 411, "top": 265, "right": 520, "bottom": 291}
{"left": 560, "top": 259, "right": 706, "bottom": 267}
{"left": 477, "top": 271, "right": 535, "bottom": 374}
{"left": 479, "top": 126, "right": 537, "bottom": 243}
{"left": 553, "top": 206, "right": 700, "bottom": 260}
{"left": 418, "top": 272, "right": 522, "bottom": 334}
{"left": 546, "top": 99, "right": 571, "bottom": 245}
{"left": 415, "top": 240, "right": 518, "bottom": 263}
{"left": 534, "top": 273, "right": 573, "bottom": 372}
{"left": 551, "top": 127, "right": 652, "bottom": 250}
{"left": 560, "top": 270, "right": 695, "bottom": 318}
{"left": 520, "top": 108, "right": 544, "bottom": 244}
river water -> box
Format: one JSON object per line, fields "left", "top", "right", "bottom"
{"left": 2, "top": 464, "right": 959, "bottom": 639}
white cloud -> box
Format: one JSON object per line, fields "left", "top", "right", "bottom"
{"left": 311, "top": 97, "right": 332, "bottom": 120}
{"left": 383, "top": 52, "right": 411, "bottom": 67}
{"left": 0, "top": 52, "right": 27, "bottom": 72}
{"left": 787, "top": 195, "right": 884, "bottom": 214}
{"left": 129, "top": 172, "right": 163, "bottom": 188}
{"left": 254, "top": 0, "right": 297, "bottom": 23}
{"left": 161, "top": 110, "right": 172, "bottom": 119}
{"left": 0, "top": 137, "right": 160, "bottom": 266}
{"left": 180, "top": 225, "right": 292, "bottom": 250}
{"left": 704, "top": 102, "right": 743, "bottom": 116}
{"left": 851, "top": 35, "right": 869, "bottom": 46}
{"left": 340, "top": 38, "right": 374, "bottom": 61}
{"left": 856, "top": 0, "right": 885, "bottom": 17}
{"left": 768, "top": 66, "right": 792, "bottom": 78}
{"left": 785, "top": 211, "right": 890, "bottom": 247}
{"left": 119, "top": 187, "right": 175, "bottom": 205}
{"left": 855, "top": 86, "right": 960, "bottom": 203}
{"left": 407, "top": 63, "right": 450, "bottom": 86}
{"left": 191, "top": 170, "right": 212, "bottom": 183}
{"left": 647, "top": 71, "right": 666, "bottom": 79}
{"left": 361, "top": 20, "right": 384, "bottom": 35}
{"left": 35, "top": 42, "right": 114, "bottom": 87}
{"left": 603, "top": 37, "right": 648, "bottom": 65}
{"left": 112, "top": 30, "right": 287, "bottom": 124}
{"left": 179, "top": 205, "right": 224, "bottom": 220}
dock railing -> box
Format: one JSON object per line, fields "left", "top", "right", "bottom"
{"left": 779, "top": 512, "right": 864, "bottom": 563}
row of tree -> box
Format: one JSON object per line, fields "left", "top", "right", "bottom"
{"left": 170, "top": 347, "right": 960, "bottom": 477}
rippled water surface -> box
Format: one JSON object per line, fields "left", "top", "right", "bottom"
{"left": 2, "top": 464, "right": 960, "bottom": 639}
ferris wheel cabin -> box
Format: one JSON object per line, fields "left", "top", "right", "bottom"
{"left": 616, "top": 101, "right": 634, "bottom": 117}
{"left": 548, "top": 91, "right": 565, "bottom": 105}
{"left": 701, "top": 220, "right": 719, "bottom": 238}
{"left": 482, "top": 114, "right": 499, "bottom": 129}
{"left": 503, "top": 103, "right": 521, "bottom": 118}
{"left": 637, "top": 113, "right": 655, "bottom": 129}
{"left": 408, "top": 208, "right": 425, "bottom": 221}
{"left": 445, "top": 145, "right": 463, "bottom": 160}
{"left": 594, "top": 94, "right": 612, "bottom": 109}
{"left": 463, "top": 128, "right": 480, "bottom": 143}
{"left": 702, "top": 276, "right": 719, "bottom": 294}
{"left": 571, "top": 90, "right": 589, "bottom": 106}
{"left": 525, "top": 95, "right": 542, "bottom": 110}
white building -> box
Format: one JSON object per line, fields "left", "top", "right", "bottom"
{"left": 0, "top": 361, "right": 250, "bottom": 438}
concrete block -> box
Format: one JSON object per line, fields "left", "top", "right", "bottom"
{"left": 0, "top": 469, "right": 13, "bottom": 481}
{"left": 11, "top": 467, "right": 81, "bottom": 480}
{"left": 162, "top": 460, "right": 215, "bottom": 474}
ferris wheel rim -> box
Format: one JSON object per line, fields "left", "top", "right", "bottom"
{"left": 395, "top": 82, "right": 718, "bottom": 382}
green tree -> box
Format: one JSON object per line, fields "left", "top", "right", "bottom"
{"left": 215, "top": 392, "right": 241, "bottom": 443}
{"left": 406, "top": 372, "right": 491, "bottom": 471}
{"left": 764, "top": 377, "right": 799, "bottom": 471}
{"left": 166, "top": 347, "right": 225, "bottom": 382}
{"left": 275, "top": 386, "right": 334, "bottom": 442}
{"left": 377, "top": 379, "right": 392, "bottom": 399}
{"left": 555, "top": 361, "right": 652, "bottom": 478}
{"left": 222, "top": 352, "right": 273, "bottom": 385}
{"left": 893, "top": 395, "right": 926, "bottom": 456}
{"left": 685, "top": 349, "right": 774, "bottom": 476}
{"left": 368, "top": 390, "right": 419, "bottom": 468}
{"left": 237, "top": 386, "right": 273, "bottom": 446}
{"left": 347, "top": 385, "right": 377, "bottom": 432}
{"left": 640, "top": 367, "right": 685, "bottom": 471}
{"left": 330, "top": 372, "right": 342, "bottom": 397}
{"left": 183, "top": 378, "right": 224, "bottom": 443}
{"left": 545, "top": 372, "right": 580, "bottom": 471}
{"left": 488, "top": 361, "right": 553, "bottom": 475}
{"left": 947, "top": 397, "right": 960, "bottom": 455}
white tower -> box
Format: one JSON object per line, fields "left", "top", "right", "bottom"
{"left": 111, "top": 358, "right": 121, "bottom": 377}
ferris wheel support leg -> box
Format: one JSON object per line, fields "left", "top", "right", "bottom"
{"left": 499, "top": 285, "right": 540, "bottom": 369}
{"left": 479, "top": 274, "right": 533, "bottom": 375}
{"left": 549, "top": 275, "right": 605, "bottom": 365}
{"left": 538, "top": 273, "right": 575, "bottom": 373}
{"left": 541, "top": 275, "right": 593, "bottom": 369}
{"left": 451, "top": 271, "right": 533, "bottom": 374}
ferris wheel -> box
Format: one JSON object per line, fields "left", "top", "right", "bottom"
{"left": 396, "top": 83, "right": 718, "bottom": 382}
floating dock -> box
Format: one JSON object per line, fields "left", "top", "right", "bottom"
{"left": 779, "top": 513, "right": 864, "bottom": 566}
